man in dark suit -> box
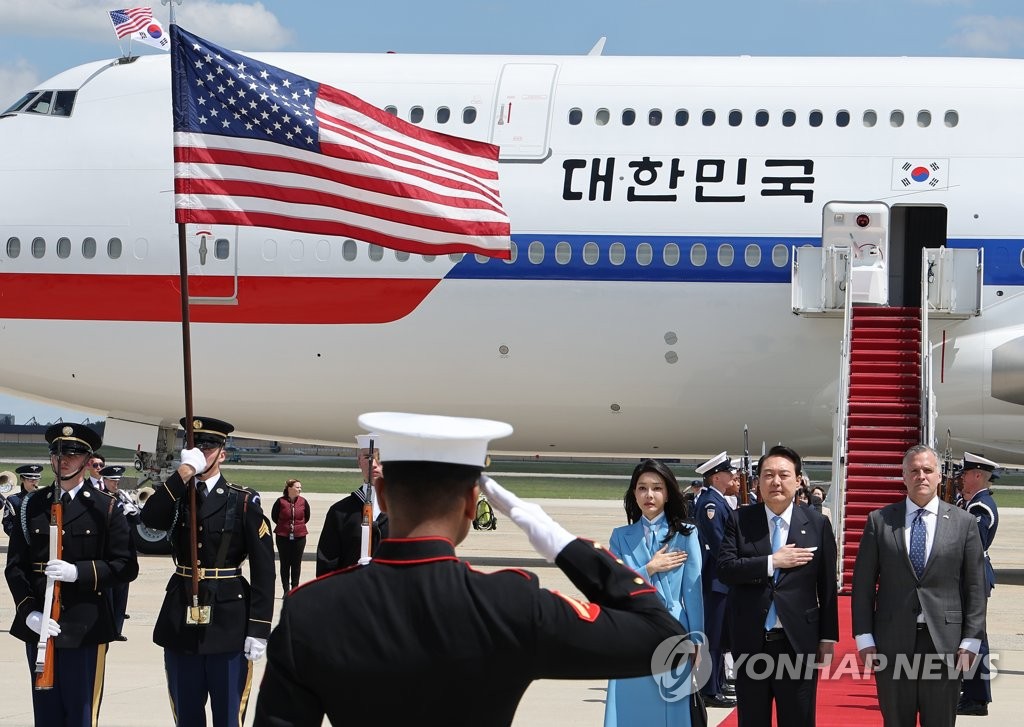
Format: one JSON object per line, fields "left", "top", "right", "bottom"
{"left": 718, "top": 444, "right": 838, "bottom": 727}
{"left": 5, "top": 423, "right": 138, "bottom": 726}
{"left": 256, "top": 412, "right": 688, "bottom": 727}
{"left": 852, "top": 444, "right": 987, "bottom": 727}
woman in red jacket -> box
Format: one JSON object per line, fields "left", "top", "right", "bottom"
{"left": 271, "top": 479, "right": 311, "bottom": 594}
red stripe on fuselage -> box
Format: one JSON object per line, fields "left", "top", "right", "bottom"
{"left": 0, "top": 273, "right": 440, "bottom": 323}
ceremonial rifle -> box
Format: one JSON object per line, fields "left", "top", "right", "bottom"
{"left": 940, "top": 429, "right": 956, "bottom": 504}
{"left": 35, "top": 460, "right": 64, "bottom": 689}
{"left": 358, "top": 437, "right": 375, "bottom": 565}
{"left": 738, "top": 425, "right": 751, "bottom": 506}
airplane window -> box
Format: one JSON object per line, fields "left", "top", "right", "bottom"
{"left": 621, "top": 109, "right": 636, "bottom": 126}
{"left": 314, "top": 239, "right": 330, "bottom": 262}
{"left": 82, "top": 237, "right": 96, "bottom": 259}
{"left": 568, "top": 108, "right": 583, "bottom": 125}
{"left": 782, "top": 110, "right": 796, "bottom": 127}
{"left": 609, "top": 242, "right": 626, "bottom": 265}
{"left": 342, "top": 239, "right": 357, "bottom": 262}
{"left": 771, "top": 244, "right": 789, "bottom": 267}
{"left": 26, "top": 91, "right": 53, "bottom": 115}
{"left": 690, "top": 243, "right": 707, "bottom": 267}
{"left": 863, "top": 110, "right": 877, "bottom": 127}
{"left": 595, "top": 108, "right": 610, "bottom": 126}
{"left": 475, "top": 254, "right": 490, "bottom": 264}
{"left": 944, "top": 110, "right": 959, "bottom": 128}
{"left": 729, "top": 110, "right": 742, "bottom": 127}
{"left": 702, "top": 109, "right": 716, "bottom": 126}
{"left": 649, "top": 109, "right": 662, "bottom": 126}
{"left": 554, "top": 241, "right": 571, "bottom": 264}
{"left": 890, "top": 110, "right": 904, "bottom": 127}
{"left": 744, "top": 243, "right": 761, "bottom": 267}
{"left": 56, "top": 237, "right": 71, "bottom": 259}
{"left": 384, "top": 105, "right": 398, "bottom": 116}
{"left": 809, "top": 110, "right": 823, "bottom": 127}
{"left": 4, "top": 92, "right": 36, "bottom": 114}
{"left": 636, "top": 242, "right": 653, "bottom": 266}
{"left": 262, "top": 239, "right": 277, "bottom": 261}
{"left": 52, "top": 91, "right": 76, "bottom": 117}
{"left": 1021, "top": 249, "right": 1024, "bottom": 269}
{"left": 528, "top": 241, "right": 545, "bottom": 264}
{"left": 582, "top": 241, "right": 599, "bottom": 265}
{"left": 422, "top": 254, "right": 436, "bottom": 262}
{"left": 755, "top": 110, "right": 769, "bottom": 127}
{"left": 663, "top": 243, "right": 680, "bottom": 266}
{"left": 6, "top": 237, "right": 20, "bottom": 258}
{"left": 448, "top": 253, "right": 463, "bottom": 263}
{"left": 918, "top": 110, "right": 932, "bottom": 127}
{"left": 107, "top": 237, "right": 122, "bottom": 259}
{"left": 717, "top": 243, "right": 735, "bottom": 266}
{"left": 836, "top": 110, "right": 850, "bottom": 127}
{"left": 289, "top": 239, "right": 303, "bottom": 261}
{"left": 214, "top": 238, "right": 230, "bottom": 260}
{"left": 504, "top": 241, "right": 518, "bottom": 264}
{"left": 462, "top": 107, "right": 477, "bottom": 124}
{"left": 410, "top": 106, "right": 424, "bottom": 124}
{"left": 436, "top": 107, "right": 451, "bottom": 124}
{"left": 31, "top": 237, "right": 46, "bottom": 258}
{"left": 369, "top": 244, "right": 385, "bottom": 262}
{"left": 675, "top": 109, "right": 689, "bottom": 126}
{"left": 395, "top": 250, "right": 410, "bottom": 262}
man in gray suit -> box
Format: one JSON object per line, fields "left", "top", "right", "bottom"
{"left": 852, "top": 444, "right": 987, "bottom": 727}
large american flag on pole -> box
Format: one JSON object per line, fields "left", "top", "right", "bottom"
{"left": 170, "top": 26, "right": 511, "bottom": 258}
{"left": 109, "top": 7, "right": 154, "bottom": 39}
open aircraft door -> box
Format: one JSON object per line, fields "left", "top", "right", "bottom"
{"left": 185, "top": 225, "right": 239, "bottom": 305}
{"left": 491, "top": 63, "right": 557, "bottom": 160}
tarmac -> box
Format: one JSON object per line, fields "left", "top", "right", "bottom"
{"left": 2, "top": 492, "right": 1022, "bottom": 726}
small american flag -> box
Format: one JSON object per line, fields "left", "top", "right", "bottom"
{"left": 170, "top": 26, "right": 511, "bottom": 259}
{"left": 109, "top": 8, "right": 154, "bottom": 39}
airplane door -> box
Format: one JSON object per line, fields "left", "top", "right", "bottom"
{"left": 822, "top": 202, "right": 890, "bottom": 305}
{"left": 186, "top": 226, "right": 239, "bottom": 304}
{"left": 491, "top": 63, "right": 557, "bottom": 160}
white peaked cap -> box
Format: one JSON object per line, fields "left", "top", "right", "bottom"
{"left": 696, "top": 451, "right": 731, "bottom": 476}
{"left": 963, "top": 451, "right": 1000, "bottom": 478}
{"left": 357, "top": 412, "right": 513, "bottom": 467}
{"left": 355, "top": 433, "right": 379, "bottom": 451}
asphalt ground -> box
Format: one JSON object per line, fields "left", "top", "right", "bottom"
{"left": 2, "top": 493, "right": 1021, "bottom": 726}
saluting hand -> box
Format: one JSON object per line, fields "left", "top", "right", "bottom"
{"left": 771, "top": 543, "right": 815, "bottom": 570}
{"left": 646, "top": 545, "right": 687, "bottom": 576}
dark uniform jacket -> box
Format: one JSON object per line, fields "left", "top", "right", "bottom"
{"left": 255, "top": 537, "right": 687, "bottom": 727}
{"left": 965, "top": 488, "right": 998, "bottom": 594}
{"left": 140, "top": 471, "right": 275, "bottom": 653}
{"left": 695, "top": 485, "right": 731, "bottom": 594}
{"left": 5, "top": 483, "right": 138, "bottom": 646}
{"left": 314, "top": 487, "right": 388, "bottom": 577}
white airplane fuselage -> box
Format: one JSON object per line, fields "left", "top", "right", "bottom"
{"left": 1, "top": 51, "right": 1023, "bottom": 459}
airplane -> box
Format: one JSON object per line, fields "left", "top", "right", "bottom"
{"left": 1, "top": 47, "right": 1023, "bottom": 468}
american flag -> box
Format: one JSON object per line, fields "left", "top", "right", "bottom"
{"left": 170, "top": 26, "right": 511, "bottom": 259}
{"left": 109, "top": 7, "right": 154, "bottom": 39}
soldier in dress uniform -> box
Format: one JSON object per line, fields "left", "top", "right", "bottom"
{"left": 255, "top": 412, "right": 688, "bottom": 727}
{"left": 100, "top": 465, "right": 137, "bottom": 640}
{"left": 4, "top": 423, "right": 138, "bottom": 727}
{"left": 2, "top": 464, "right": 43, "bottom": 536}
{"left": 957, "top": 452, "right": 1000, "bottom": 717}
{"left": 140, "top": 416, "right": 275, "bottom": 727}
{"left": 694, "top": 451, "right": 738, "bottom": 708}
{"left": 315, "top": 433, "right": 389, "bottom": 576}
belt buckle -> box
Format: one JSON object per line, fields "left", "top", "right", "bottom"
{"left": 197, "top": 567, "right": 206, "bottom": 579}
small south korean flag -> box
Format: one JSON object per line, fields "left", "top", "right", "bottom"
{"left": 891, "top": 159, "right": 948, "bottom": 191}
{"left": 132, "top": 18, "right": 170, "bottom": 52}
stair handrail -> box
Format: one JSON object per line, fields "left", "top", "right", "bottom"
{"left": 921, "top": 247, "right": 935, "bottom": 449}
{"left": 831, "top": 245, "right": 854, "bottom": 586}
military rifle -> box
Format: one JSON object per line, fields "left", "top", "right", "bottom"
{"left": 738, "top": 425, "right": 751, "bottom": 505}
{"left": 358, "top": 437, "right": 375, "bottom": 565}
{"left": 35, "top": 460, "right": 64, "bottom": 689}
{"left": 940, "top": 429, "right": 956, "bottom": 504}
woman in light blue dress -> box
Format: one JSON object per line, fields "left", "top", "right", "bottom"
{"left": 604, "top": 459, "right": 704, "bottom": 727}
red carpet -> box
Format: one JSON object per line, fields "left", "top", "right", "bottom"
{"left": 717, "top": 595, "right": 883, "bottom": 726}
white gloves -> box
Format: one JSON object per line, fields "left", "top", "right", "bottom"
{"left": 26, "top": 610, "right": 61, "bottom": 637}
{"left": 45, "top": 559, "right": 78, "bottom": 583}
{"left": 180, "top": 447, "right": 208, "bottom": 477}
{"left": 480, "top": 476, "right": 575, "bottom": 562}
{"left": 244, "top": 636, "right": 267, "bottom": 662}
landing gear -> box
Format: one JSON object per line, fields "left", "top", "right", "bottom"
{"left": 129, "top": 426, "right": 177, "bottom": 555}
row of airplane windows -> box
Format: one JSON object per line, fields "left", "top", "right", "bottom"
{"left": 568, "top": 107, "right": 960, "bottom": 129}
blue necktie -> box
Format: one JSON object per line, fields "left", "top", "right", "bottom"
{"left": 910, "top": 508, "right": 927, "bottom": 579}
{"left": 765, "top": 515, "right": 783, "bottom": 630}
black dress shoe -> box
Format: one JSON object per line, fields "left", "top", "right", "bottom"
{"left": 113, "top": 634, "right": 128, "bottom": 642}
{"left": 956, "top": 701, "right": 988, "bottom": 716}
{"left": 704, "top": 694, "right": 737, "bottom": 709}
{"left": 722, "top": 682, "right": 736, "bottom": 696}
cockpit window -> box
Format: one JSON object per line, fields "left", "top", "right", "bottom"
{"left": 4, "top": 92, "right": 37, "bottom": 114}
{"left": 52, "top": 91, "right": 76, "bottom": 117}
{"left": 25, "top": 91, "right": 54, "bottom": 115}
{"left": 2, "top": 89, "right": 77, "bottom": 117}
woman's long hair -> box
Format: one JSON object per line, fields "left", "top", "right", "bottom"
{"left": 622, "top": 459, "right": 694, "bottom": 540}
{"left": 282, "top": 478, "right": 300, "bottom": 498}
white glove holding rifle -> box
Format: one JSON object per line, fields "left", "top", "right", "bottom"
{"left": 44, "top": 559, "right": 79, "bottom": 583}
{"left": 244, "top": 636, "right": 267, "bottom": 661}
{"left": 179, "top": 447, "right": 208, "bottom": 478}
{"left": 479, "top": 476, "right": 575, "bottom": 562}
{"left": 26, "top": 610, "right": 61, "bottom": 637}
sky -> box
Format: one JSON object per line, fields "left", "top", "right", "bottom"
{"left": 1, "top": 0, "right": 1024, "bottom": 423}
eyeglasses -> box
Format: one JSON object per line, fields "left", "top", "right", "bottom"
{"left": 89, "top": 461, "right": 103, "bottom": 467}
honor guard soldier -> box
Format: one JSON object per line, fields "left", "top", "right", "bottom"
{"left": 958, "top": 452, "right": 1000, "bottom": 717}
{"left": 694, "top": 451, "right": 738, "bottom": 708}
{"left": 315, "top": 433, "right": 389, "bottom": 576}
{"left": 255, "top": 412, "right": 688, "bottom": 727}
{"left": 140, "top": 416, "right": 275, "bottom": 727}
{"left": 100, "top": 465, "right": 137, "bottom": 640}
{"left": 2, "top": 464, "right": 43, "bottom": 536}
{"left": 4, "top": 423, "right": 138, "bottom": 727}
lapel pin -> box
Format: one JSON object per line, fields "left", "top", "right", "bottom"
{"left": 216, "top": 487, "right": 224, "bottom": 495}
{"left": 800, "top": 530, "right": 806, "bottom": 535}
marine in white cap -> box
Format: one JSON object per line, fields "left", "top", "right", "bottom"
{"left": 256, "top": 412, "right": 688, "bottom": 726}
{"left": 957, "top": 451, "right": 1000, "bottom": 716}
